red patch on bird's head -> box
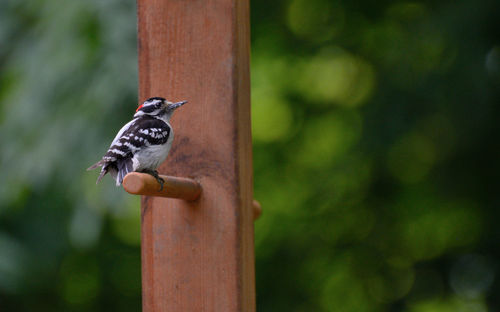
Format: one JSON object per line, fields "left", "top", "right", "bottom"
{"left": 136, "top": 104, "right": 144, "bottom": 112}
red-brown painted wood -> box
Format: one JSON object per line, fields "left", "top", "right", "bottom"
{"left": 137, "top": 0, "right": 255, "bottom": 311}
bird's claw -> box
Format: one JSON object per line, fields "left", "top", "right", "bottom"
{"left": 156, "top": 176, "right": 165, "bottom": 191}
{"left": 142, "top": 169, "right": 165, "bottom": 191}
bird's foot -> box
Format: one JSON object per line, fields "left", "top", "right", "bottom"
{"left": 142, "top": 169, "right": 165, "bottom": 191}
{"left": 156, "top": 176, "right": 165, "bottom": 191}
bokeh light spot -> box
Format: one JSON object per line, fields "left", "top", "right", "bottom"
{"left": 450, "top": 254, "right": 495, "bottom": 299}
{"left": 287, "top": 0, "right": 344, "bottom": 42}
{"left": 251, "top": 92, "right": 293, "bottom": 143}
{"left": 0, "top": 234, "right": 28, "bottom": 294}
{"left": 296, "top": 110, "right": 362, "bottom": 168}
{"left": 296, "top": 48, "right": 375, "bottom": 107}
{"left": 367, "top": 265, "right": 415, "bottom": 303}
{"left": 408, "top": 297, "right": 488, "bottom": 312}
{"left": 398, "top": 201, "right": 482, "bottom": 261}
{"left": 321, "top": 259, "right": 373, "bottom": 312}
{"left": 68, "top": 205, "right": 103, "bottom": 249}
{"left": 485, "top": 45, "right": 500, "bottom": 76}
{"left": 110, "top": 197, "right": 141, "bottom": 246}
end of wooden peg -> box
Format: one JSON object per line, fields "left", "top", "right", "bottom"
{"left": 123, "top": 172, "right": 201, "bottom": 201}
{"left": 123, "top": 172, "right": 147, "bottom": 194}
{"left": 253, "top": 200, "right": 262, "bottom": 220}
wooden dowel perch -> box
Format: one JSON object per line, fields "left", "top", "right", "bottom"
{"left": 123, "top": 172, "right": 201, "bottom": 201}
{"left": 123, "top": 172, "right": 262, "bottom": 219}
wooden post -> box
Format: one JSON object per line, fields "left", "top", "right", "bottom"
{"left": 137, "top": 0, "right": 255, "bottom": 311}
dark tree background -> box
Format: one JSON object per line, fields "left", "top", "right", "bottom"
{"left": 0, "top": 0, "right": 499, "bottom": 311}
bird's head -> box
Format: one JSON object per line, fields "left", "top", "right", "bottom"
{"left": 134, "top": 97, "right": 187, "bottom": 119}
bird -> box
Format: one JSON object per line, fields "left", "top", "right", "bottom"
{"left": 87, "top": 97, "right": 186, "bottom": 190}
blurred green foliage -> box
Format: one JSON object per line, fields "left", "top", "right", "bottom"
{"left": 0, "top": 0, "right": 499, "bottom": 311}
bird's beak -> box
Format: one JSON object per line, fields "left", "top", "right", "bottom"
{"left": 171, "top": 100, "right": 187, "bottom": 109}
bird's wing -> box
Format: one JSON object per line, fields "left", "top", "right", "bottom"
{"left": 109, "top": 118, "right": 138, "bottom": 147}
{"left": 87, "top": 118, "right": 138, "bottom": 171}
{"left": 101, "top": 116, "right": 171, "bottom": 164}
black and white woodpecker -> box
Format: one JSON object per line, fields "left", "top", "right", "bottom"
{"left": 87, "top": 97, "right": 186, "bottom": 189}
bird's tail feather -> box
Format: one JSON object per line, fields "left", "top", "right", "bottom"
{"left": 88, "top": 158, "right": 133, "bottom": 186}
{"left": 96, "top": 167, "right": 108, "bottom": 184}
{"left": 88, "top": 159, "right": 109, "bottom": 184}
{"left": 116, "top": 158, "right": 134, "bottom": 185}
{"left": 87, "top": 160, "right": 105, "bottom": 171}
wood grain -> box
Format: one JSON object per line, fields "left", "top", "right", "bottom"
{"left": 137, "top": 0, "right": 255, "bottom": 311}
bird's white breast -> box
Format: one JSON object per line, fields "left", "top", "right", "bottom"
{"left": 132, "top": 126, "right": 174, "bottom": 171}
